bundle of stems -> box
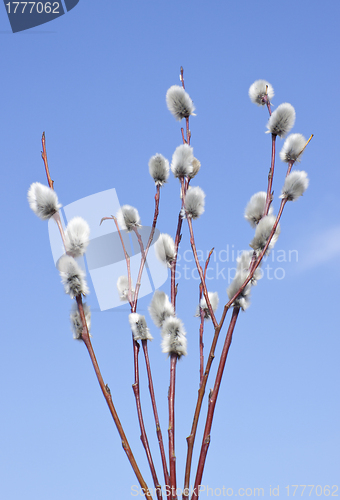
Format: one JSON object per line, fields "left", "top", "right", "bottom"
{"left": 28, "top": 69, "right": 312, "bottom": 500}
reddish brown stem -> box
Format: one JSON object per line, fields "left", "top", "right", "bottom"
{"left": 142, "top": 340, "right": 170, "bottom": 491}
{"left": 132, "top": 338, "right": 162, "bottom": 500}
{"left": 41, "top": 132, "right": 54, "bottom": 189}
{"left": 132, "top": 185, "right": 160, "bottom": 311}
{"left": 183, "top": 202, "right": 287, "bottom": 499}
{"left": 199, "top": 304, "right": 205, "bottom": 386}
{"left": 101, "top": 216, "right": 134, "bottom": 306}
{"left": 171, "top": 180, "right": 186, "bottom": 310}
{"left": 198, "top": 249, "right": 214, "bottom": 386}
{"left": 75, "top": 296, "right": 152, "bottom": 498}
{"left": 191, "top": 307, "right": 240, "bottom": 499}
{"left": 168, "top": 353, "right": 178, "bottom": 500}
{"left": 186, "top": 218, "right": 218, "bottom": 328}
{"left": 41, "top": 135, "right": 151, "bottom": 497}
{"left": 264, "top": 133, "right": 276, "bottom": 216}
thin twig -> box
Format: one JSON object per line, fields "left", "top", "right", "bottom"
{"left": 41, "top": 132, "right": 54, "bottom": 189}
{"left": 76, "top": 296, "right": 153, "bottom": 498}
{"left": 142, "top": 340, "right": 170, "bottom": 490}
{"left": 183, "top": 199, "right": 287, "bottom": 499}
{"left": 186, "top": 217, "right": 218, "bottom": 328}
{"left": 132, "top": 185, "right": 160, "bottom": 311}
{"left": 264, "top": 133, "right": 276, "bottom": 216}
{"left": 132, "top": 337, "right": 163, "bottom": 500}
{"left": 191, "top": 307, "right": 240, "bottom": 499}
{"left": 40, "top": 139, "right": 151, "bottom": 497}
{"left": 168, "top": 353, "right": 178, "bottom": 500}
{"left": 198, "top": 249, "right": 214, "bottom": 386}
{"left": 127, "top": 188, "right": 169, "bottom": 492}
{"left": 100, "top": 216, "right": 134, "bottom": 307}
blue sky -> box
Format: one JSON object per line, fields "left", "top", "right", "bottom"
{"left": 1, "top": 1, "right": 339, "bottom": 499}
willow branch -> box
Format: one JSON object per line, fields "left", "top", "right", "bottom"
{"left": 191, "top": 307, "right": 240, "bottom": 499}
{"left": 186, "top": 218, "right": 218, "bottom": 328}
{"left": 76, "top": 296, "right": 153, "bottom": 498}
{"left": 132, "top": 185, "right": 161, "bottom": 312}
{"left": 142, "top": 340, "right": 170, "bottom": 490}
{"left": 100, "top": 216, "right": 134, "bottom": 307}
{"left": 41, "top": 132, "right": 54, "bottom": 189}
{"left": 168, "top": 353, "right": 178, "bottom": 500}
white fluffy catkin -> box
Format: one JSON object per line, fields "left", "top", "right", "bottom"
{"left": 129, "top": 313, "right": 153, "bottom": 341}
{"left": 171, "top": 144, "right": 194, "bottom": 178}
{"left": 148, "top": 154, "right": 170, "bottom": 186}
{"left": 116, "top": 205, "right": 141, "bottom": 232}
{"left": 155, "top": 233, "right": 176, "bottom": 267}
{"left": 166, "top": 85, "right": 195, "bottom": 121}
{"left": 280, "top": 171, "right": 309, "bottom": 201}
{"left": 266, "top": 103, "right": 296, "bottom": 138}
{"left": 196, "top": 291, "right": 219, "bottom": 320}
{"left": 279, "top": 134, "right": 306, "bottom": 163}
{"left": 248, "top": 80, "right": 274, "bottom": 106}
{"left": 58, "top": 255, "right": 89, "bottom": 298}
{"left": 148, "top": 290, "right": 175, "bottom": 328}
{"left": 244, "top": 192, "right": 273, "bottom": 227}
{"left": 70, "top": 302, "right": 91, "bottom": 340}
{"left": 249, "top": 214, "right": 280, "bottom": 253}
{"left": 161, "top": 317, "right": 187, "bottom": 358}
{"left": 27, "top": 182, "right": 61, "bottom": 220}
{"left": 65, "top": 217, "right": 90, "bottom": 257}
{"left": 117, "top": 275, "right": 134, "bottom": 301}
{"left": 227, "top": 270, "right": 252, "bottom": 311}
{"left": 184, "top": 186, "right": 205, "bottom": 219}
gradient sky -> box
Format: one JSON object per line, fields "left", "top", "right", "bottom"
{"left": 1, "top": 1, "right": 339, "bottom": 499}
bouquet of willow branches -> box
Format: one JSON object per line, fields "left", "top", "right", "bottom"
{"left": 28, "top": 69, "right": 312, "bottom": 500}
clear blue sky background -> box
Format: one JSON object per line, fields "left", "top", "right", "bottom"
{"left": 1, "top": 1, "right": 339, "bottom": 499}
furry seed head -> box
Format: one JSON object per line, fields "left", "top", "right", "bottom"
{"left": 280, "top": 170, "right": 309, "bottom": 201}
{"left": 171, "top": 144, "right": 194, "bottom": 178}
{"left": 65, "top": 217, "right": 90, "bottom": 257}
{"left": 279, "top": 133, "right": 306, "bottom": 163}
{"left": 266, "top": 103, "right": 296, "bottom": 138}
{"left": 249, "top": 214, "right": 280, "bottom": 253}
{"left": 244, "top": 192, "right": 273, "bottom": 228}
{"left": 248, "top": 80, "right": 274, "bottom": 106}
{"left": 117, "top": 275, "right": 134, "bottom": 301}
{"left": 27, "top": 182, "right": 61, "bottom": 220}
{"left": 155, "top": 233, "right": 176, "bottom": 267}
{"left": 148, "top": 290, "right": 175, "bottom": 328}
{"left": 70, "top": 302, "right": 91, "bottom": 340}
{"left": 227, "top": 270, "right": 252, "bottom": 311}
{"left": 116, "top": 205, "right": 141, "bottom": 232}
{"left": 129, "top": 313, "right": 153, "bottom": 341}
{"left": 196, "top": 291, "right": 219, "bottom": 320}
{"left": 161, "top": 317, "right": 187, "bottom": 358}
{"left": 166, "top": 85, "right": 195, "bottom": 121}
{"left": 148, "top": 154, "right": 170, "bottom": 186}
{"left": 58, "top": 255, "right": 89, "bottom": 298}
{"left": 184, "top": 186, "right": 205, "bottom": 219}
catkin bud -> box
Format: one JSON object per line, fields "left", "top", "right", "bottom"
{"left": 248, "top": 79, "right": 274, "bottom": 106}
{"left": 280, "top": 170, "right": 309, "bottom": 201}
{"left": 27, "top": 182, "right": 61, "bottom": 220}
{"left": 166, "top": 85, "right": 195, "bottom": 121}
{"left": 266, "top": 103, "right": 296, "bottom": 138}
{"left": 116, "top": 205, "right": 141, "bottom": 232}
